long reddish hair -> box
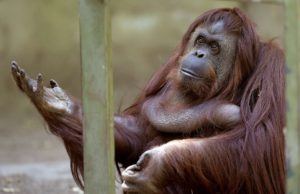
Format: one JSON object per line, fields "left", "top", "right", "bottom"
{"left": 124, "top": 8, "right": 285, "bottom": 193}
{"left": 124, "top": 8, "right": 261, "bottom": 112}
{"left": 45, "top": 8, "right": 285, "bottom": 193}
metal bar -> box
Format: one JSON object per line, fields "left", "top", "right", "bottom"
{"left": 220, "top": 0, "right": 283, "bottom": 4}
{"left": 284, "top": 0, "right": 300, "bottom": 193}
{"left": 79, "top": 0, "right": 114, "bottom": 193}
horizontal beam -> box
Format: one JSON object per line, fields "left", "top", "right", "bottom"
{"left": 220, "top": 0, "right": 283, "bottom": 5}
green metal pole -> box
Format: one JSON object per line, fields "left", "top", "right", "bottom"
{"left": 284, "top": 0, "right": 300, "bottom": 193}
{"left": 221, "top": 0, "right": 283, "bottom": 5}
{"left": 79, "top": 0, "right": 114, "bottom": 193}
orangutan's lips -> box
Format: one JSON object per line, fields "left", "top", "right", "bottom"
{"left": 181, "top": 68, "right": 201, "bottom": 80}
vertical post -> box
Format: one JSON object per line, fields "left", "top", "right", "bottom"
{"left": 80, "top": 0, "right": 115, "bottom": 194}
{"left": 284, "top": 0, "right": 300, "bottom": 193}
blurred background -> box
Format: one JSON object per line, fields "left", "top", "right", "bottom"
{"left": 0, "top": 0, "right": 286, "bottom": 193}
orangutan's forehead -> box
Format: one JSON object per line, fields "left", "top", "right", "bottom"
{"left": 189, "top": 20, "right": 226, "bottom": 43}
{"left": 195, "top": 20, "right": 225, "bottom": 35}
{"left": 207, "top": 20, "right": 225, "bottom": 34}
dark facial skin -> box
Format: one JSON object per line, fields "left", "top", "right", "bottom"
{"left": 140, "top": 20, "right": 240, "bottom": 134}
{"left": 122, "top": 22, "right": 241, "bottom": 193}
{"left": 180, "top": 21, "right": 238, "bottom": 96}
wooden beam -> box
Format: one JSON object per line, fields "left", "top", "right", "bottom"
{"left": 220, "top": 0, "right": 283, "bottom": 4}
{"left": 79, "top": 0, "right": 114, "bottom": 194}
{"left": 284, "top": 0, "right": 300, "bottom": 193}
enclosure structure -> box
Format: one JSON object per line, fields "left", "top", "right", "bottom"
{"left": 79, "top": 0, "right": 300, "bottom": 193}
{"left": 284, "top": 0, "right": 300, "bottom": 193}
{"left": 80, "top": 0, "right": 114, "bottom": 194}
